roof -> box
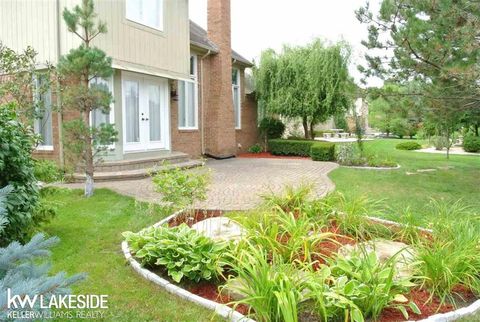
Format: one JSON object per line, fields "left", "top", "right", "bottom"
{"left": 189, "top": 20, "right": 253, "bottom": 67}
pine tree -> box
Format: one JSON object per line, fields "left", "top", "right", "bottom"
{"left": 0, "top": 189, "right": 84, "bottom": 320}
{"left": 57, "top": 0, "right": 116, "bottom": 197}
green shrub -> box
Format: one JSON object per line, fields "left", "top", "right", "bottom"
{"left": 123, "top": 224, "right": 227, "bottom": 283}
{"left": 0, "top": 103, "right": 39, "bottom": 246}
{"left": 268, "top": 139, "right": 315, "bottom": 156}
{"left": 430, "top": 135, "right": 448, "bottom": 150}
{"left": 396, "top": 141, "right": 422, "bottom": 151}
{"left": 310, "top": 142, "right": 335, "bottom": 161}
{"left": 259, "top": 117, "right": 285, "bottom": 140}
{"left": 248, "top": 143, "right": 262, "bottom": 153}
{"left": 152, "top": 162, "right": 209, "bottom": 215}
{"left": 34, "top": 159, "right": 63, "bottom": 183}
{"left": 463, "top": 134, "right": 480, "bottom": 153}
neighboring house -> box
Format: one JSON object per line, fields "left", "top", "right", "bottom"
{"left": 0, "top": 0, "right": 258, "bottom": 176}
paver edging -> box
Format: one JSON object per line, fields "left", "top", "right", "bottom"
{"left": 123, "top": 210, "right": 480, "bottom": 322}
{"left": 122, "top": 210, "right": 255, "bottom": 322}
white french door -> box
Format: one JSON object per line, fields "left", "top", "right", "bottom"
{"left": 122, "top": 72, "right": 170, "bottom": 152}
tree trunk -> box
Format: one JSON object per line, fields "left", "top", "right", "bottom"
{"left": 83, "top": 110, "right": 95, "bottom": 197}
{"left": 302, "top": 117, "right": 309, "bottom": 139}
{"left": 446, "top": 127, "right": 450, "bottom": 160}
{"left": 309, "top": 121, "right": 315, "bottom": 140}
{"left": 475, "top": 124, "right": 479, "bottom": 137}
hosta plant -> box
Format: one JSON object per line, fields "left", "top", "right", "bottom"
{"left": 123, "top": 224, "right": 227, "bottom": 283}
{"left": 329, "top": 250, "right": 420, "bottom": 320}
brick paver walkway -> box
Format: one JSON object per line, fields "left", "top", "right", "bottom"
{"left": 58, "top": 158, "right": 338, "bottom": 210}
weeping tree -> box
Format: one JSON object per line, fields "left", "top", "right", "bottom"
{"left": 57, "top": 0, "right": 116, "bottom": 197}
{"left": 255, "top": 40, "right": 353, "bottom": 139}
{"left": 356, "top": 0, "right": 480, "bottom": 158}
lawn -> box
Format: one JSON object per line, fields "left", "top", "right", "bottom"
{"left": 42, "top": 188, "right": 222, "bottom": 322}
{"left": 329, "top": 139, "right": 480, "bottom": 222}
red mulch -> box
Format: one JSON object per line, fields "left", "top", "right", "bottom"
{"left": 379, "top": 288, "right": 453, "bottom": 321}
{"left": 189, "top": 283, "right": 250, "bottom": 316}
{"left": 311, "top": 223, "right": 356, "bottom": 268}
{"left": 238, "top": 152, "right": 310, "bottom": 160}
{"left": 168, "top": 209, "right": 224, "bottom": 227}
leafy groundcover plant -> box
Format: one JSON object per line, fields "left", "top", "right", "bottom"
{"left": 123, "top": 224, "right": 228, "bottom": 283}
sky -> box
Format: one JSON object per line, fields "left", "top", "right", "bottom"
{"left": 189, "top": 0, "right": 383, "bottom": 87}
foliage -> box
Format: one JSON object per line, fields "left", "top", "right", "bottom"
{"left": 0, "top": 43, "right": 55, "bottom": 119}
{"left": 255, "top": 40, "right": 353, "bottom": 139}
{"left": 0, "top": 103, "right": 40, "bottom": 246}
{"left": 0, "top": 186, "right": 12, "bottom": 233}
{"left": 0, "top": 233, "right": 84, "bottom": 321}
{"left": 261, "top": 183, "right": 314, "bottom": 213}
{"left": 414, "top": 201, "right": 480, "bottom": 304}
{"left": 463, "top": 133, "right": 480, "bottom": 153}
{"left": 57, "top": 0, "right": 115, "bottom": 197}
{"left": 248, "top": 143, "right": 263, "bottom": 154}
{"left": 310, "top": 142, "right": 336, "bottom": 161}
{"left": 335, "top": 143, "right": 396, "bottom": 168}
{"left": 123, "top": 224, "right": 227, "bottom": 283}
{"left": 34, "top": 160, "right": 63, "bottom": 183}
{"left": 320, "top": 192, "right": 390, "bottom": 240}
{"left": 268, "top": 139, "right": 315, "bottom": 156}
{"left": 152, "top": 163, "right": 209, "bottom": 216}
{"left": 429, "top": 136, "right": 449, "bottom": 151}
{"left": 222, "top": 242, "right": 308, "bottom": 322}
{"left": 333, "top": 113, "right": 348, "bottom": 132}
{"left": 259, "top": 117, "right": 286, "bottom": 140}
{"left": 395, "top": 142, "right": 422, "bottom": 151}
{"left": 328, "top": 250, "right": 419, "bottom": 320}
{"left": 357, "top": 0, "right": 480, "bottom": 158}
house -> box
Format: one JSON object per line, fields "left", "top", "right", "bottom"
{"left": 0, "top": 0, "right": 258, "bottom": 178}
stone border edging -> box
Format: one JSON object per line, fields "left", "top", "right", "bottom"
{"left": 121, "top": 210, "right": 255, "bottom": 322}
{"left": 122, "top": 211, "right": 480, "bottom": 322}
{"left": 341, "top": 164, "right": 401, "bottom": 170}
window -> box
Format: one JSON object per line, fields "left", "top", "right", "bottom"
{"left": 126, "top": 0, "right": 164, "bottom": 31}
{"left": 33, "top": 76, "right": 53, "bottom": 150}
{"left": 232, "top": 68, "right": 241, "bottom": 129}
{"left": 178, "top": 55, "right": 198, "bottom": 129}
{"left": 90, "top": 77, "right": 114, "bottom": 128}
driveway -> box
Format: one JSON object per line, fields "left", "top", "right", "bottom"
{"left": 59, "top": 158, "right": 338, "bottom": 210}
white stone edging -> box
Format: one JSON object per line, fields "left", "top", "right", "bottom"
{"left": 122, "top": 210, "right": 255, "bottom": 322}
{"left": 341, "top": 164, "right": 401, "bottom": 170}
{"left": 123, "top": 211, "right": 480, "bottom": 322}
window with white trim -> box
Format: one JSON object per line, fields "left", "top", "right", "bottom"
{"left": 33, "top": 76, "right": 53, "bottom": 150}
{"left": 89, "top": 76, "right": 115, "bottom": 148}
{"left": 232, "top": 68, "right": 241, "bottom": 129}
{"left": 126, "top": 0, "right": 164, "bottom": 31}
{"left": 178, "top": 55, "right": 198, "bottom": 129}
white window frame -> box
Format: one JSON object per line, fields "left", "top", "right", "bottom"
{"left": 178, "top": 55, "right": 199, "bottom": 130}
{"left": 125, "top": 0, "right": 164, "bottom": 32}
{"left": 232, "top": 68, "right": 241, "bottom": 130}
{"left": 89, "top": 76, "right": 115, "bottom": 150}
{"left": 33, "top": 76, "right": 54, "bottom": 151}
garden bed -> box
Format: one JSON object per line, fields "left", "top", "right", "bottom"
{"left": 123, "top": 196, "right": 480, "bottom": 322}
{"left": 238, "top": 152, "right": 310, "bottom": 160}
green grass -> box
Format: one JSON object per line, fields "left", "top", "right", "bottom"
{"left": 43, "top": 188, "right": 221, "bottom": 322}
{"left": 329, "top": 139, "right": 480, "bottom": 222}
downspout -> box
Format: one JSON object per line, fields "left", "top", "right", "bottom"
{"left": 200, "top": 50, "right": 211, "bottom": 155}
{"left": 55, "top": 0, "right": 65, "bottom": 168}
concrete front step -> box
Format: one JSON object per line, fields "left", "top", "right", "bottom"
{"left": 72, "top": 159, "right": 204, "bottom": 182}
{"left": 93, "top": 152, "right": 190, "bottom": 172}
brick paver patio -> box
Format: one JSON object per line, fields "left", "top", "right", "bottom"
{"left": 59, "top": 158, "right": 338, "bottom": 210}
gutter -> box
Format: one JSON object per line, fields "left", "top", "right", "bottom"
{"left": 200, "top": 50, "right": 212, "bottom": 155}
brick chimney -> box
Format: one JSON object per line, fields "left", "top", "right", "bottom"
{"left": 204, "top": 0, "right": 236, "bottom": 158}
